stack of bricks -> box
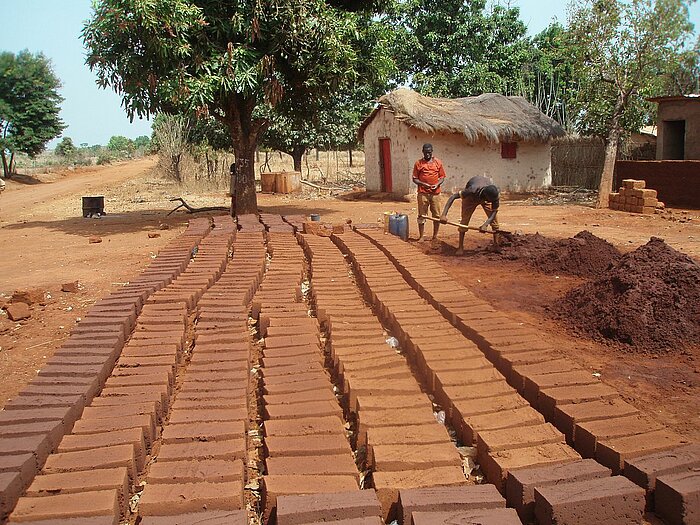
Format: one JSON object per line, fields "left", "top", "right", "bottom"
{"left": 254, "top": 223, "right": 360, "bottom": 522}
{"left": 609, "top": 179, "right": 659, "bottom": 214}
{"left": 301, "top": 233, "right": 464, "bottom": 520}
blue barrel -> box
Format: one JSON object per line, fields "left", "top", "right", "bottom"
{"left": 388, "top": 214, "right": 399, "bottom": 236}
{"left": 395, "top": 213, "right": 409, "bottom": 241}
{"left": 310, "top": 213, "right": 321, "bottom": 222}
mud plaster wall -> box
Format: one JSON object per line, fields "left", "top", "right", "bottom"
{"left": 615, "top": 160, "right": 700, "bottom": 208}
{"left": 363, "top": 107, "right": 553, "bottom": 196}
{"left": 655, "top": 100, "right": 700, "bottom": 160}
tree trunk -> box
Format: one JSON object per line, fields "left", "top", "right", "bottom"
{"left": 348, "top": 148, "right": 353, "bottom": 168}
{"left": 224, "top": 95, "right": 266, "bottom": 216}
{"left": 291, "top": 145, "right": 305, "bottom": 172}
{"left": 596, "top": 95, "right": 626, "bottom": 209}
{"left": 1, "top": 151, "right": 9, "bottom": 178}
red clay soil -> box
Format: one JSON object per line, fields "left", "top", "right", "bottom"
{"left": 555, "top": 237, "right": 700, "bottom": 353}
{"left": 487, "top": 230, "right": 622, "bottom": 279}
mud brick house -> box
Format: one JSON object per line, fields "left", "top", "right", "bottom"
{"left": 615, "top": 94, "right": 700, "bottom": 207}
{"left": 358, "top": 88, "right": 565, "bottom": 197}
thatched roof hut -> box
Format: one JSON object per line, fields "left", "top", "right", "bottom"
{"left": 360, "top": 88, "right": 564, "bottom": 196}
{"left": 359, "top": 88, "right": 565, "bottom": 144}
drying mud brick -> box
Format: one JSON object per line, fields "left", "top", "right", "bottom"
{"left": 10, "top": 489, "right": 119, "bottom": 522}
{"left": 654, "top": 470, "right": 700, "bottom": 525}
{"left": 266, "top": 455, "right": 359, "bottom": 479}
{"left": 397, "top": 485, "right": 504, "bottom": 525}
{"left": 624, "top": 443, "right": 700, "bottom": 509}
{"left": 575, "top": 414, "right": 663, "bottom": 459}
{"left": 595, "top": 429, "right": 689, "bottom": 474}
{"left": 275, "top": 491, "right": 382, "bottom": 525}
{"left": 140, "top": 510, "right": 248, "bottom": 525}
{"left": 1, "top": 472, "right": 24, "bottom": 519}
{"left": 411, "top": 508, "right": 523, "bottom": 525}
{"left": 147, "top": 460, "right": 244, "bottom": 485}
{"left": 534, "top": 476, "right": 645, "bottom": 525}
{"left": 265, "top": 435, "right": 353, "bottom": 457}
{"left": 505, "top": 459, "right": 611, "bottom": 522}
{"left": 372, "top": 466, "right": 466, "bottom": 522}
{"left": 137, "top": 481, "right": 243, "bottom": 516}
{"left": 553, "top": 398, "right": 638, "bottom": 442}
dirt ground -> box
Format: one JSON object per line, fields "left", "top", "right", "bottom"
{"left": 1, "top": 158, "right": 698, "bottom": 443}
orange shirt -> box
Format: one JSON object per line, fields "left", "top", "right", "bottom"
{"left": 413, "top": 157, "right": 446, "bottom": 194}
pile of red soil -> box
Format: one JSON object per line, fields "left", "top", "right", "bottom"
{"left": 494, "top": 230, "right": 621, "bottom": 278}
{"left": 555, "top": 237, "right": 700, "bottom": 352}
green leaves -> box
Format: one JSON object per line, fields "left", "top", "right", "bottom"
{"left": 0, "top": 50, "right": 65, "bottom": 170}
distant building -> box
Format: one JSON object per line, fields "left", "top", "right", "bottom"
{"left": 358, "top": 88, "right": 565, "bottom": 196}
{"left": 648, "top": 94, "right": 700, "bottom": 160}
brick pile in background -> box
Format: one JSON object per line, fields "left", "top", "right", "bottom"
{"left": 359, "top": 229, "right": 697, "bottom": 524}
{"left": 255, "top": 217, "right": 360, "bottom": 522}
{"left": 609, "top": 179, "right": 661, "bottom": 214}
{"left": 0, "top": 218, "right": 210, "bottom": 522}
{"left": 301, "top": 233, "right": 464, "bottom": 521}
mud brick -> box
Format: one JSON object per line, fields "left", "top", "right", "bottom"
{"left": 59, "top": 427, "right": 147, "bottom": 469}
{"left": 372, "top": 467, "right": 466, "bottom": 522}
{"left": 262, "top": 377, "right": 331, "bottom": 396}
{"left": 0, "top": 454, "right": 37, "bottom": 486}
{"left": 358, "top": 408, "right": 437, "bottom": 433}
{"left": 553, "top": 398, "right": 638, "bottom": 442}
{"left": 161, "top": 420, "right": 245, "bottom": 444}
{"left": 596, "top": 429, "right": 689, "bottom": 474}
{"left": 265, "top": 400, "right": 341, "bottom": 420}
{"left": 411, "top": 508, "right": 521, "bottom": 525}
{"left": 575, "top": 414, "right": 663, "bottom": 459}
{"left": 509, "top": 358, "right": 577, "bottom": 391}
{"left": 0, "top": 435, "right": 53, "bottom": 468}
{"left": 139, "top": 481, "right": 242, "bottom": 516}
{"left": 43, "top": 444, "right": 137, "bottom": 483}
{"left": 267, "top": 454, "right": 359, "bottom": 479}
{"left": 478, "top": 423, "right": 564, "bottom": 461}
{"left": 622, "top": 179, "right": 645, "bottom": 189}
{"left": 624, "top": 443, "right": 700, "bottom": 510}
{"left": 100, "top": 384, "right": 170, "bottom": 414}
{"left": 264, "top": 390, "right": 337, "bottom": 406}
{"left": 156, "top": 439, "right": 246, "bottom": 462}
{"left": 538, "top": 382, "right": 620, "bottom": 422}
{"left": 450, "top": 394, "right": 529, "bottom": 431}
{"left": 19, "top": 381, "right": 98, "bottom": 403}
{"left": 72, "top": 413, "right": 154, "bottom": 447}
{"left": 37, "top": 363, "right": 112, "bottom": 384}
{"left": 263, "top": 475, "right": 359, "bottom": 520}
{"left": 506, "top": 459, "right": 610, "bottom": 523}
{"left": 1, "top": 471, "right": 24, "bottom": 518}
{"left": 355, "top": 394, "right": 433, "bottom": 413}
{"left": 481, "top": 442, "right": 582, "bottom": 493}
{"left": 398, "top": 484, "right": 504, "bottom": 525}
{"left": 359, "top": 425, "right": 450, "bottom": 450}
{"left": 167, "top": 408, "right": 247, "bottom": 425}
{"left": 534, "top": 475, "right": 645, "bottom": 525}
{"left": 0, "top": 420, "right": 66, "bottom": 450}
{"left": 523, "top": 370, "right": 599, "bottom": 406}
{"left": 442, "top": 381, "right": 513, "bottom": 402}
{"left": 264, "top": 415, "right": 345, "bottom": 437}
{"left": 10, "top": 489, "right": 119, "bottom": 523}
{"left": 83, "top": 402, "right": 158, "bottom": 424}
{"left": 2, "top": 395, "right": 85, "bottom": 424}
{"left": 139, "top": 510, "right": 248, "bottom": 525}
{"left": 370, "top": 442, "right": 462, "bottom": 471}
{"left": 27, "top": 468, "right": 129, "bottom": 515}
{"left": 265, "top": 434, "right": 352, "bottom": 457}
{"left": 105, "top": 371, "right": 173, "bottom": 389}
{"left": 147, "top": 459, "right": 244, "bottom": 485}
{"left": 654, "top": 470, "right": 700, "bottom": 525}
{"left": 276, "top": 491, "right": 382, "bottom": 525}
{"left": 460, "top": 407, "right": 545, "bottom": 445}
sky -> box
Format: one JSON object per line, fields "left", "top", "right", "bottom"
{"left": 1, "top": 1, "right": 698, "bottom": 147}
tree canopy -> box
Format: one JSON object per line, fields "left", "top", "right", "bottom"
{"left": 567, "top": 0, "right": 696, "bottom": 206}
{"left": 0, "top": 50, "right": 64, "bottom": 178}
{"left": 84, "top": 0, "right": 386, "bottom": 213}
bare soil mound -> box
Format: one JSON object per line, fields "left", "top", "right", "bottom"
{"left": 493, "top": 230, "right": 621, "bottom": 278}
{"left": 555, "top": 237, "right": 700, "bottom": 352}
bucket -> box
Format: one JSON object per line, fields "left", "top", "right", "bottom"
{"left": 82, "top": 196, "right": 105, "bottom": 217}
{"left": 310, "top": 214, "right": 321, "bottom": 222}
{"left": 395, "top": 213, "right": 409, "bottom": 241}
{"left": 260, "top": 172, "right": 276, "bottom": 193}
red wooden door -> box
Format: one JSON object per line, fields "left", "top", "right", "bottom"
{"left": 379, "top": 138, "right": 392, "bottom": 192}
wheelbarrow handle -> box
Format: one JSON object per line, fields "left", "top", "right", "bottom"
{"left": 419, "top": 215, "right": 510, "bottom": 235}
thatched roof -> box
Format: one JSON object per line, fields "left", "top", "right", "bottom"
{"left": 358, "top": 88, "right": 565, "bottom": 144}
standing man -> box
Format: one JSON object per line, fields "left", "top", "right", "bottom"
{"left": 412, "top": 143, "right": 446, "bottom": 241}
{"left": 440, "top": 175, "right": 500, "bottom": 255}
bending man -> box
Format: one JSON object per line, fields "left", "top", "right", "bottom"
{"left": 412, "top": 143, "right": 446, "bottom": 241}
{"left": 440, "top": 175, "right": 500, "bottom": 255}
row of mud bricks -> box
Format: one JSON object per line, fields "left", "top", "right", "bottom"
{"left": 0, "top": 214, "right": 697, "bottom": 525}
